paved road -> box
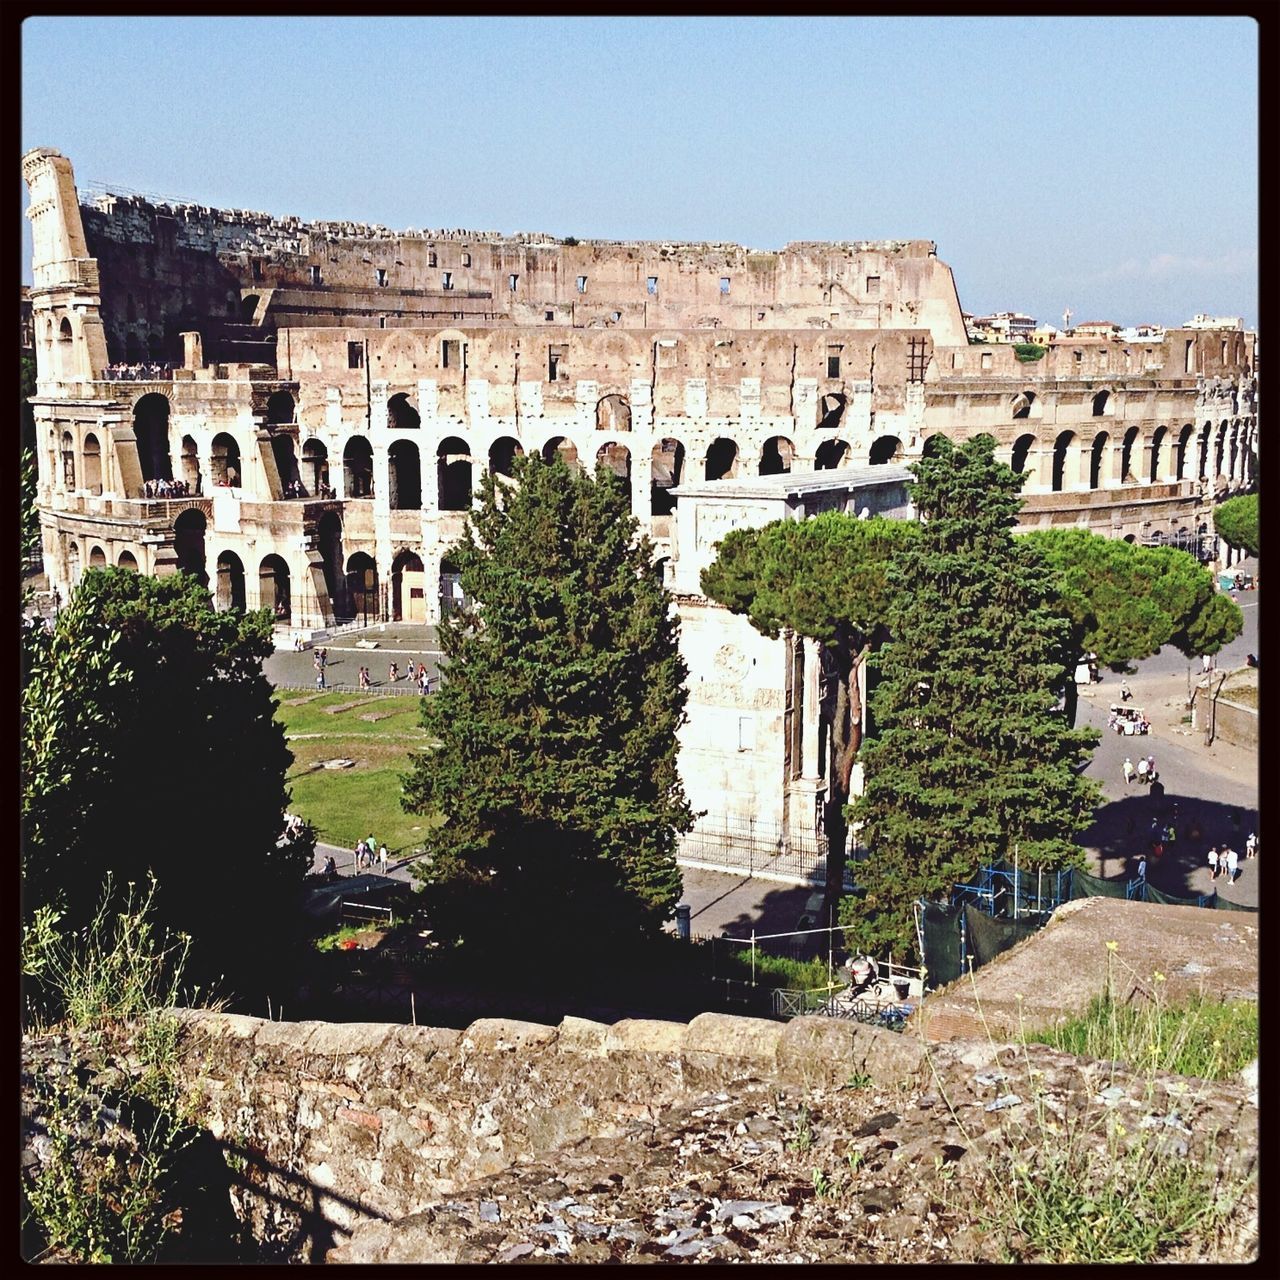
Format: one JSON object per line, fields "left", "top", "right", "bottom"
{"left": 265, "top": 623, "right": 443, "bottom": 691}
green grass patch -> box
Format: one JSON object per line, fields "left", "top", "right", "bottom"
{"left": 719, "top": 948, "right": 836, "bottom": 990}
{"left": 1027, "top": 992, "right": 1257, "bottom": 1081}
{"left": 274, "top": 692, "right": 438, "bottom": 853}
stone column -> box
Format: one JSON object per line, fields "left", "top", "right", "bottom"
{"left": 372, "top": 443, "right": 391, "bottom": 517}
{"left": 630, "top": 449, "right": 652, "bottom": 524}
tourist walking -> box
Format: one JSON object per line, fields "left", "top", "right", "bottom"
{"left": 389, "top": 661, "right": 399, "bottom": 683}
{"left": 1136, "top": 854, "right": 1147, "bottom": 884}
{"left": 1224, "top": 847, "right": 1240, "bottom": 884}
{"left": 354, "top": 840, "right": 365, "bottom": 871}
{"left": 1246, "top": 831, "right": 1258, "bottom": 860}
{"left": 1208, "top": 846, "right": 1220, "bottom": 880}
{"left": 1123, "top": 757, "right": 1134, "bottom": 786}
{"left": 315, "top": 667, "right": 326, "bottom": 690}
{"left": 378, "top": 843, "right": 388, "bottom": 874}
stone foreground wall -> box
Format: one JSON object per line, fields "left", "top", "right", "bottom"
{"left": 165, "top": 1005, "right": 1256, "bottom": 1262}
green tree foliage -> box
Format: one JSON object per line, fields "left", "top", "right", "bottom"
{"left": 842, "top": 437, "right": 1102, "bottom": 961}
{"left": 21, "top": 569, "right": 308, "bottom": 990}
{"left": 21, "top": 351, "right": 38, "bottom": 453}
{"left": 1026, "top": 529, "right": 1243, "bottom": 666}
{"left": 1213, "top": 493, "right": 1259, "bottom": 558}
{"left": 402, "top": 454, "right": 693, "bottom": 955}
{"left": 1013, "top": 343, "right": 1047, "bottom": 362}
{"left": 700, "top": 513, "right": 918, "bottom": 886}
{"left": 22, "top": 449, "right": 41, "bottom": 565}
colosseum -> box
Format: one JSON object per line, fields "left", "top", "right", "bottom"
{"left": 24, "top": 146, "right": 1257, "bottom": 628}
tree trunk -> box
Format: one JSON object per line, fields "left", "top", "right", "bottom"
{"left": 823, "top": 640, "right": 868, "bottom": 902}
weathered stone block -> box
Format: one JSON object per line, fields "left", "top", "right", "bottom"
{"left": 461, "top": 1018, "right": 559, "bottom": 1053}
{"left": 602, "top": 1019, "right": 686, "bottom": 1057}
{"left": 683, "top": 1012, "right": 782, "bottom": 1064}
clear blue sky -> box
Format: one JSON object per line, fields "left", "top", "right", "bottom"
{"left": 21, "top": 16, "right": 1258, "bottom": 327}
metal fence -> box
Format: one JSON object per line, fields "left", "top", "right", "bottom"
{"left": 678, "top": 814, "right": 843, "bottom": 887}
{"left": 274, "top": 679, "right": 423, "bottom": 697}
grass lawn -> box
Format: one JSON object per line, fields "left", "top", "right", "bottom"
{"left": 275, "top": 690, "right": 442, "bottom": 854}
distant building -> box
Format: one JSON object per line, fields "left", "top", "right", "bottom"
{"left": 1118, "top": 323, "right": 1165, "bottom": 342}
{"left": 1184, "top": 314, "right": 1244, "bottom": 331}
{"left": 970, "top": 311, "right": 1037, "bottom": 343}
{"left": 1029, "top": 324, "right": 1060, "bottom": 346}
{"left": 1074, "top": 320, "right": 1121, "bottom": 339}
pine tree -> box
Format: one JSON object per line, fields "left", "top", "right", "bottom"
{"left": 402, "top": 453, "right": 692, "bottom": 954}
{"left": 841, "top": 436, "right": 1102, "bottom": 961}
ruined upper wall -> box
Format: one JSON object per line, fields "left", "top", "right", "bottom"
{"left": 75, "top": 186, "right": 969, "bottom": 344}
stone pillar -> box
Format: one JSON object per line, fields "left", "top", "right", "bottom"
{"left": 372, "top": 443, "right": 391, "bottom": 518}
{"left": 630, "top": 449, "right": 652, "bottom": 523}
{"left": 181, "top": 331, "right": 203, "bottom": 370}
{"left": 422, "top": 438, "right": 440, "bottom": 511}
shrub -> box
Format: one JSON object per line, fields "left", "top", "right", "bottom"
{"left": 1014, "top": 343, "right": 1047, "bottom": 362}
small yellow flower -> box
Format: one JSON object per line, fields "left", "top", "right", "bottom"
{"left": 1153, "top": 971, "right": 1165, "bottom": 983}
{"left": 1106, "top": 940, "right": 1118, "bottom": 952}
{"left": 1115, "top": 1123, "right": 1127, "bottom": 1137}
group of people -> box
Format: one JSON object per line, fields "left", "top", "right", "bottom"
{"left": 142, "top": 477, "right": 194, "bottom": 499}
{"left": 1121, "top": 755, "right": 1158, "bottom": 786}
{"left": 104, "top": 362, "right": 173, "bottom": 381}
{"left": 1208, "top": 832, "right": 1257, "bottom": 884}
{"left": 355, "top": 835, "right": 389, "bottom": 874}
{"left": 354, "top": 661, "right": 432, "bottom": 693}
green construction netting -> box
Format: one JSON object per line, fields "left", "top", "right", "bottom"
{"left": 963, "top": 903, "right": 1042, "bottom": 968}
{"left": 1212, "top": 892, "right": 1258, "bottom": 913}
{"left": 1069, "top": 868, "right": 1129, "bottom": 899}
{"left": 919, "top": 902, "right": 963, "bottom": 987}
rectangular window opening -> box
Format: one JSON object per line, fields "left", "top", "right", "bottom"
{"left": 720, "top": 277, "right": 731, "bottom": 295}
{"left": 866, "top": 275, "right": 881, "bottom": 296}
{"left": 647, "top": 276, "right": 658, "bottom": 295}
{"left": 548, "top": 344, "right": 565, "bottom": 380}
{"left": 826, "top": 344, "right": 843, "bottom": 379}
{"left": 442, "top": 271, "right": 453, "bottom": 291}
{"left": 379, "top": 315, "right": 387, "bottom": 329}
{"left": 428, "top": 250, "right": 438, "bottom": 267}
{"left": 309, "top": 265, "right": 322, "bottom": 286}
{"left": 347, "top": 341, "right": 364, "bottom": 369}
{"left": 375, "top": 267, "right": 387, "bottom": 287}
{"left": 576, "top": 275, "right": 588, "bottom": 294}
{"left": 461, "top": 251, "right": 472, "bottom": 267}
{"left": 545, "top": 310, "right": 555, "bottom": 321}
{"left": 441, "top": 339, "right": 460, "bottom": 370}
{"left": 508, "top": 273, "right": 519, "bottom": 292}
{"left": 252, "top": 258, "right": 264, "bottom": 282}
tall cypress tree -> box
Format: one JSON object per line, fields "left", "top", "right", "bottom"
{"left": 841, "top": 435, "right": 1101, "bottom": 961}
{"left": 402, "top": 453, "right": 692, "bottom": 954}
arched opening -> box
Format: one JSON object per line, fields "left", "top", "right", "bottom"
{"left": 173, "top": 508, "right": 208, "bottom": 589}
{"left": 817, "top": 393, "right": 846, "bottom": 431}
{"left": 650, "top": 438, "right": 685, "bottom": 515}
{"left": 596, "top": 440, "right": 631, "bottom": 486}
{"left": 868, "top": 435, "right": 903, "bottom": 465}
{"left": 215, "top": 550, "right": 246, "bottom": 611}
{"left": 1172, "top": 424, "right": 1192, "bottom": 481}
{"left": 259, "top": 554, "right": 291, "bottom": 621}
{"left": 89, "top": 545, "right": 107, "bottom": 569}
{"left": 180, "top": 435, "right": 201, "bottom": 494}
{"left": 240, "top": 295, "right": 260, "bottom": 323}
{"left": 1214, "top": 423, "right": 1227, "bottom": 477}
{"left": 652, "top": 556, "right": 671, "bottom": 587}
{"left": 815, "top": 439, "right": 851, "bottom": 471}
{"left": 488, "top": 436, "right": 523, "bottom": 478}
{"left": 388, "top": 393, "right": 420, "bottom": 432}
{"left": 1092, "top": 390, "right": 1110, "bottom": 417}
{"left": 1149, "top": 426, "right": 1168, "bottom": 483}
{"left": 302, "top": 439, "right": 330, "bottom": 497}
{"left": 1052, "top": 431, "right": 1077, "bottom": 492}
{"left": 439, "top": 555, "right": 468, "bottom": 618}
{"left": 1011, "top": 433, "right": 1035, "bottom": 479}
{"left": 759, "top": 436, "right": 794, "bottom": 476}
{"left": 1089, "top": 432, "right": 1109, "bottom": 490}
{"left": 391, "top": 549, "right": 425, "bottom": 622}
{"left": 345, "top": 552, "right": 378, "bottom": 624}
{"left": 267, "top": 390, "right": 296, "bottom": 425}
{"left": 705, "top": 437, "right": 739, "bottom": 481}
{"left": 133, "top": 394, "right": 172, "bottom": 483}
{"left": 1123, "top": 534, "right": 1136, "bottom": 545}
{"left": 118, "top": 550, "right": 138, "bottom": 571}
{"left": 210, "top": 433, "right": 242, "bottom": 488}
{"left": 596, "top": 394, "right": 632, "bottom": 433}
{"left": 921, "top": 434, "right": 947, "bottom": 458}
{"left": 1121, "top": 427, "right": 1140, "bottom": 482}
{"left": 59, "top": 317, "right": 73, "bottom": 342}
{"left": 437, "top": 436, "right": 472, "bottom": 510}
{"left": 389, "top": 439, "right": 422, "bottom": 509}
{"left": 60, "top": 431, "right": 76, "bottom": 489}
{"left": 271, "top": 434, "right": 299, "bottom": 495}
{"left": 1197, "top": 423, "right": 1211, "bottom": 480}
{"left": 542, "top": 436, "right": 581, "bottom": 472}
{"left": 317, "top": 511, "right": 344, "bottom": 614}
{"left": 67, "top": 541, "right": 80, "bottom": 583}
{"left": 343, "top": 436, "right": 374, "bottom": 498}
{"left": 1011, "top": 391, "right": 1036, "bottom": 420}
{"left": 83, "top": 433, "right": 102, "bottom": 495}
